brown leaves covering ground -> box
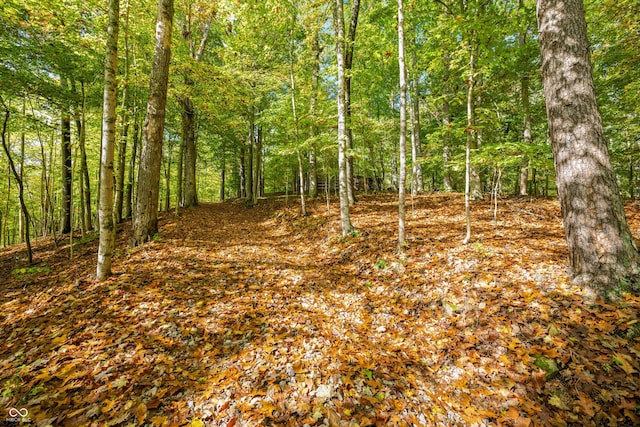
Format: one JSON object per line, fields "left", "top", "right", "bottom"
{"left": 1, "top": 193, "right": 639, "bottom": 427}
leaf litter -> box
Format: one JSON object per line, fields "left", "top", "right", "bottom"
{"left": 1, "top": 193, "right": 639, "bottom": 426}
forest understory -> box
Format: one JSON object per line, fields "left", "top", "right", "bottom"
{"left": 1, "top": 193, "right": 639, "bottom": 427}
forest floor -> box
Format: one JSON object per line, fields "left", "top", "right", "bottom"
{"left": 1, "top": 193, "right": 639, "bottom": 427}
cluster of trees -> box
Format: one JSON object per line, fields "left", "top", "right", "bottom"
{"left": 1, "top": 0, "right": 638, "bottom": 297}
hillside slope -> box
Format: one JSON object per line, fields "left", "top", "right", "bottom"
{"left": 1, "top": 194, "right": 639, "bottom": 426}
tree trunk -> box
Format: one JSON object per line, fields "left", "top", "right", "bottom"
{"left": 537, "top": 0, "right": 640, "bottom": 298}
{"left": 164, "top": 147, "right": 171, "bottom": 211}
{"left": 308, "top": 30, "right": 320, "bottom": 199}
{"left": 115, "top": 0, "right": 130, "bottom": 223}
{"left": 468, "top": 46, "right": 482, "bottom": 200}
{"left": 220, "top": 151, "right": 226, "bottom": 201}
{"left": 132, "top": 0, "right": 174, "bottom": 245}
{"left": 179, "top": 7, "right": 212, "bottom": 208}
{"left": 345, "top": 0, "right": 360, "bottom": 206}
{"left": 289, "top": 16, "right": 306, "bottom": 216}
{"left": 60, "top": 78, "right": 72, "bottom": 234}
{"left": 1, "top": 98, "right": 33, "bottom": 263}
{"left": 334, "top": 0, "right": 354, "bottom": 236}
{"left": 182, "top": 94, "right": 197, "bottom": 207}
{"left": 124, "top": 114, "right": 139, "bottom": 219}
{"left": 239, "top": 146, "right": 246, "bottom": 198}
{"left": 397, "top": 0, "right": 407, "bottom": 252}
{"left": 463, "top": 39, "right": 476, "bottom": 245}
{"left": 519, "top": 0, "right": 531, "bottom": 196}
{"left": 19, "top": 102, "right": 25, "bottom": 242}
{"left": 253, "top": 123, "right": 262, "bottom": 204}
{"left": 96, "top": 0, "right": 119, "bottom": 280}
{"left": 246, "top": 119, "right": 254, "bottom": 205}
{"left": 442, "top": 53, "right": 454, "bottom": 192}
{"left": 409, "top": 47, "right": 423, "bottom": 195}
{"left": 78, "top": 82, "right": 92, "bottom": 231}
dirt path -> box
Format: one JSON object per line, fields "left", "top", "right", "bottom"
{"left": 1, "top": 194, "right": 639, "bottom": 426}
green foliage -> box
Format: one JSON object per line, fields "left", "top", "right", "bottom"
{"left": 375, "top": 258, "right": 387, "bottom": 270}
{"left": 11, "top": 266, "right": 51, "bottom": 277}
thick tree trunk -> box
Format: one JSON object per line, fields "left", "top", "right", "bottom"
{"left": 132, "top": 0, "right": 174, "bottom": 245}
{"left": 537, "top": 0, "right": 640, "bottom": 298}
{"left": 96, "top": 0, "right": 119, "bottom": 280}
{"left": 397, "top": 0, "right": 407, "bottom": 252}
{"left": 335, "top": 0, "right": 354, "bottom": 236}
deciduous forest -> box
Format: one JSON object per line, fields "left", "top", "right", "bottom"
{"left": 1, "top": 0, "right": 639, "bottom": 426}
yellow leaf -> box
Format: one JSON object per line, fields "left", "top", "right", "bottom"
{"left": 613, "top": 353, "right": 637, "bottom": 375}
{"left": 102, "top": 399, "right": 117, "bottom": 413}
{"left": 191, "top": 419, "right": 205, "bottom": 427}
{"left": 134, "top": 402, "right": 147, "bottom": 425}
{"left": 150, "top": 416, "right": 168, "bottom": 426}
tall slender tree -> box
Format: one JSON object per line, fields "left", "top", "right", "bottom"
{"left": 132, "top": 0, "right": 174, "bottom": 245}
{"left": 344, "top": 0, "right": 360, "bottom": 206}
{"left": 60, "top": 77, "right": 72, "bottom": 234}
{"left": 334, "top": 0, "right": 355, "bottom": 236}
{"left": 181, "top": 5, "right": 214, "bottom": 208}
{"left": 537, "top": 0, "right": 640, "bottom": 298}
{"left": 114, "top": 0, "right": 131, "bottom": 223}
{"left": 96, "top": 0, "right": 120, "bottom": 280}
{"left": 1, "top": 97, "right": 32, "bottom": 264}
{"left": 518, "top": 0, "right": 532, "bottom": 196}
{"left": 397, "top": 0, "right": 407, "bottom": 251}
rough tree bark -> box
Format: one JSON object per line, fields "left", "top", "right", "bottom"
{"left": 96, "top": 0, "right": 119, "bottom": 280}
{"left": 537, "top": 0, "right": 640, "bottom": 299}
{"left": 132, "top": 0, "right": 174, "bottom": 245}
